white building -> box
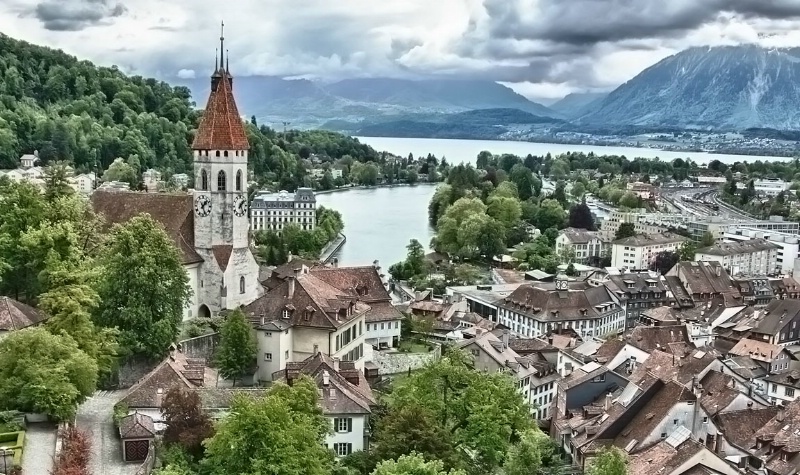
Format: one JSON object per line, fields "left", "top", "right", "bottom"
{"left": 764, "top": 370, "right": 800, "bottom": 405}
{"left": 754, "top": 178, "right": 791, "bottom": 197}
{"left": 365, "top": 315, "right": 402, "bottom": 349}
{"left": 458, "top": 330, "right": 560, "bottom": 420}
{"left": 92, "top": 35, "right": 262, "bottom": 320}
{"left": 274, "top": 353, "right": 375, "bottom": 456}
{"left": 70, "top": 173, "right": 96, "bottom": 194}
{"left": 171, "top": 173, "right": 190, "bottom": 189}
{"left": 495, "top": 275, "right": 626, "bottom": 339}
{"left": 250, "top": 188, "right": 317, "bottom": 232}
{"left": 695, "top": 176, "right": 727, "bottom": 184}
{"left": 555, "top": 228, "right": 606, "bottom": 264}
{"left": 695, "top": 238, "right": 780, "bottom": 276}
{"left": 611, "top": 233, "right": 688, "bottom": 270}
{"left": 246, "top": 263, "right": 401, "bottom": 381}
{"left": 310, "top": 168, "right": 343, "bottom": 180}
{"left": 142, "top": 168, "right": 161, "bottom": 192}
{"left": 19, "top": 152, "right": 38, "bottom": 169}
{"left": 724, "top": 227, "right": 800, "bottom": 275}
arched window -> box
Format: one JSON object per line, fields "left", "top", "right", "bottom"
{"left": 215, "top": 150, "right": 220, "bottom": 157}
{"left": 236, "top": 170, "right": 243, "bottom": 191}
{"left": 200, "top": 169, "right": 208, "bottom": 190}
{"left": 224, "top": 151, "right": 229, "bottom": 157}
{"left": 239, "top": 276, "right": 245, "bottom": 294}
{"left": 217, "top": 170, "right": 226, "bottom": 191}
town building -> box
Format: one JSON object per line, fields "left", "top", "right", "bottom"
{"left": 664, "top": 261, "right": 740, "bottom": 309}
{"left": 695, "top": 238, "right": 781, "bottom": 276}
{"left": 458, "top": 330, "right": 560, "bottom": 420}
{"left": 495, "top": 275, "right": 626, "bottom": 339}
{"left": 92, "top": 32, "right": 262, "bottom": 319}
{"left": 555, "top": 228, "right": 607, "bottom": 265}
{"left": 716, "top": 299, "right": 800, "bottom": 347}
{"left": 754, "top": 177, "right": 791, "bottom": 196}
{"left": 273, "top": 352, "right": 375, "bottom": 456}
{"left": 728, "top": 338, "right": 794, "bottom": 374}
{"left": 587, "top": 269, "right": 671, "bottom": 329}
{"left": 724, "top": 227, "right": 800, "bottom": 275}
{"left": 446, "top": 283, "right": 524, "bottom": 322}
{"left": 734, "top": 400, "right": 800, "bottom": 473}
{"left": 245, "top": 263, "right": 401, "bottom": 381}
{"left": 19, "top": 151, "right": 37, "bottom": 169}
{"left": 732, "top": 277, "right": 775, "bottom": 308}
{"left": 601, "top": 210, "right": 693, "bottom": 242}
{"left": 611, "top": 233, "right": 688, "bottom": 270}
{"left": 250, "top": 188, "right": 316, "bottom": 232}
{"left": 142, "top": 168, "right": 161, "bottom": 192}
{"left": 70, "top": 173, "right": 96, "bottom": 194}
{"left": 763, "top": 367, "right": 800, "bottom": 405}
{"left": 687, "top": 215, "right": 799, "bottom": 243}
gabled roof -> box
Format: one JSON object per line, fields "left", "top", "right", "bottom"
{"left": 729, "top": 338, "right": 785, "bottom": 362}
{"left": 0, "top": 296, "right": 48, "bottom": 332}
{"left": 498, "top": 283, "right": 620, "bottom": 322}
{"left": 629, "top": 440, "right": 727, "bottom": 475}
{"left": 626, "top": 325, "right": 690, "bottom": 353}
{"left": 120, "top": 353, "right": 203, "bottom": 408}
{"left": 699, "top": 370, "right": 749, "bottom": 415}
{"left": 696, "top": 238, "right": 780, "bottom": 256}
{"left": 212, "top": 245, "right": 233, "bottom": 271}
{"left": 191, "top": 69, "right": 249, "bottom": 150}
{"left": 629, "top": 348, "right": 720, "bottom": 387}
{"left": 715, "top": 407, "right": 779, "bottom": 451}
{"left": 669, "top": 261, "right": 739, "bottom": 297}
{"left": 606, "top": 272, "right": 667, "bottom": 296}
{"left": 458, "top": 331, "right": 551, "bottom": 378}
{"left": 559, "top": 227, "right": 600, "bottom": 244}
{"left": 273, "top": 352, "right": 375, "bottom": 415}
{"left": 91, "top": 190, "right": 202, "bottom": 265}
{"left": 310, "top": 266, "right": 391, "bottom": 303}
{"left": 612, "top": 233, "right": 687, "bottom": 246}
{"left": 118, "top": 412, "right": 156, "bottom": 439}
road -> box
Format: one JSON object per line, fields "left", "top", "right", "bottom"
{"left": 20, "top": 423, "right": 56, "bottom": 475}
{"left": 75, "top": 390, "right": 139, "bottom": 475}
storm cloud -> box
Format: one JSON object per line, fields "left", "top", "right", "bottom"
{"left": 32, "top": 0, "right": 127, "bottom": 31}
{"left": 4, "top": 0, "right": 800, "bottom": 100}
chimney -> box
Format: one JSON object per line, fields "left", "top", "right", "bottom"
{"left": 777, "top": 407, "right": 785, "bottom": 422}
{"left": 288, "top": 251, "right": 293, "bottom": 262}
{"left": 260, "top": 314, "right": 266, "bottom": 325}
{"left": 333, "top": 357, "right": 340, "bottom": 372}
{"left": 502, "top": 329, "right": 510, "bottom": 349}
{"left": 322, "top": 370, "right": 330, "bottom": 386}
{"left": 287, "top": 276, "right": 296, "bottom": 299}
{"left": 373, "top": 259, "right": 380, "bottom": 270}
{"left": 604, "top": 393, "right": 612, "bottom": 412}
{"left": 716, "top": 266, "right": 721, "bottom": 277}
{"left": 313, "top": 343, "right": 319, "bottom": 355}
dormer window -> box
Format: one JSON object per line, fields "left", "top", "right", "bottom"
{"left": 282, "top": 309, "right": 290, "bottom": 319}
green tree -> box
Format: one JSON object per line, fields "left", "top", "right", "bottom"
{"left": 486, "top": 195, "right": 522, "bottom": 230}
{"left": 202, "top": 376, "right": 333, "bottom": 475}
{"left": 216, "top": 310, "right": 258, "bottom": 385}
{"left": 509, "top": 164, "right": 534, "bottom": 201}
{"left": 587, "top": 446, "right": 628, "bottom": 475}
{"left": 568, "top": 200, "right": 595, "bottom": 230}
{"left": 678, "top": 241, "right": 696, "bottom": 261}
{"left": 0, "top": 180, "right": 46, "bottom": 301}
{"left": 94, "top": 214, "right": 191, "bottom": 359}
{"left": 699, "top": 231, "right": 715, "bottom": 248}
{"left": 614, "top": 222, "right": 637, "bottom": 240}
{"left": 372, "top": 453, "right": 466, "bottom": 475}
{"left": 534, "top": 199, "right": 566, "bottom": 231}
{"left": 503, "top": 429, "right": 562, "bottom": 475}
{"left": 388, "top": 350, "right": 532, "bottom": 472}
{"left": 0, "top": 327, "right": 98, "bottom": 420}
{"left": 453, "top": 264, "right": 482, "bottom": 285}
{"left": 571, "top": 181, "right": 586, "bottom": 200}
{"left": 42, "top": 161, "right": 75, "bottom": 202}
{"left": 102, "top": 158, "right": 137, "bottom": 187}
{"left": 619, "top": 192, "right": 640, "bottom": 209}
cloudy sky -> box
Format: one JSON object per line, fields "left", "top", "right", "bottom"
{"left": 3, "top": 0, "right": 800, "bottom": 101}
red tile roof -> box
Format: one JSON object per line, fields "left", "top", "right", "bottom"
{"left": 212, "top": 245, "right": 233, "bottom": 271}
{"left": 0, "top": 296, "right": 48, "bottom": 332}
{"left": 191, "top": 71, "right": 250, "bottom": 150}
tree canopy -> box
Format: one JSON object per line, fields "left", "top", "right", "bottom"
{"left": 215, "top": 309, "right": 258, "bottom": 384}
{"left": 94, "top": 214, "right": 190, "bottom": 359}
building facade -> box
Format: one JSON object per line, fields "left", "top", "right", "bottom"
{"left": 250, "top": 188, "right": 316, "bottom": 232}
{"left": 724, "top": 227, "right": 800, "bottom": 275}
{"left": 695, "top": 238, "right": 780, "bottom": 276}
{"left": 611, "top": 233, "right": 688, "bottom": 270}
{"left": 555, "top": 228, "right": 607, "bottom": 265}
{"left": 754, "top": 178, "right": 791, "bottom": 196}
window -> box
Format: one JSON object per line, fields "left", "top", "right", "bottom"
{"left": 334, "top": 443, "right": 352, "bottom": 457}
{"left": 334, "top": 418, "right": 353, "bottom": 433}
{"left": 217, "top": 170, "right": 226, "bottom": 191}
{"left": 786, "top": 388, "right": 795, "bottom": 397}
{"left": 264, "top": 332, "right": 272, "bottom": 337}
{"left": 282, "top": 309, "right": 290, "bottom": 319}
{"left": 239, "top": 276, "right": 245, "bottom": 294}
{"left": 236, "top": 169, "right": 243, "bottom": 191}
{"left": 285, "top": 350, "right": 289, "bottom": 359}
{"left": 471, "top": 349, "right": 480, "bottom": 357}
{"left": 215, "top": 150, "right": 220, "bottom": 157}
{"left": 661, "top": 433, "right": 667, "bottom": 438}
{"left": 674, "top": 419, "right": 679, "bottom": 425}
{"left": 703, "top": 416, "right": 708, "bottom": 423}
{"left": 200, "top": 169, "right": 208, "bottom": 190}
{"left": 223, "top": 151, "right": 229, "bottom": 157}
{"left": 264, "top": 353, "right": 272, "bottom": 361}
{"left": 773, "top": 384, "right": 778, "bottom": 393}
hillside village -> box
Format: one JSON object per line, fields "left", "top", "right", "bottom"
{"left": 5, "top": 32, "right": 800, "bottom": 475}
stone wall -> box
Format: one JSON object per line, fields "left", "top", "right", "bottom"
{"left": 370, "top": 344, "right": 441, "bottom": 375}
{"left": 178, "top": 333, "right": 220, "bottom": 360}
{"left": 117, "top": 355, "right": 157, "bottom": 389}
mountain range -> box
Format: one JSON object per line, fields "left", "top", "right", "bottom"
{"left": 176, "top": 44, "right": 800, "bottom": 133}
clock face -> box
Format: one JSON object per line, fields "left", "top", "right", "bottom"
{"left": 555, "top": 279, "right": 568, "bottom": 290}
{"left": 194, "top": 195, "right": 212, "bottom": 217}
{"left": 233, "top": 195, "right": 248, "bottom": 217}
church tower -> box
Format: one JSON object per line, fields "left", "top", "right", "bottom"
{"left": 191, "top": 23, "right": 260, "bottom": 316}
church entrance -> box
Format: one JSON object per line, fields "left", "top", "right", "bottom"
{"left": 198, "top": 304, "right": 211, "bottom": 319}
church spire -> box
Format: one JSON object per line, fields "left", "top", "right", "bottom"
{"left": 219, "top": 21, "right": 225, "bottom": 71}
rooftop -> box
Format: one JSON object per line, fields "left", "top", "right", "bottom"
{"left": 498, "top": 283, "right": 620, "bottom": 322}
{"left": 0, "top": 296, "right": 48, "bottom": 332}
{"left": 191, "top": 61, "right": 249, "bottom": 150}
{"left": 696, "top": 238, "right": 781, "bottom": 256}
{"left": 612, "top": 233, "right": 688, "bottom": 247}
{"left": 559, "top": 227, "right": 601, "bottom": 244}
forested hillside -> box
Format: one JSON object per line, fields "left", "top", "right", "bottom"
{"left": 0, "top": 34, "right": 382, "bottom": 190}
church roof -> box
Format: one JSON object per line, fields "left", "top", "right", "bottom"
{"left": 191, "top": 68, "right": 249, "bottom": 150}
{"left": 91, "top": 190, "right": 203, "bottom": 265}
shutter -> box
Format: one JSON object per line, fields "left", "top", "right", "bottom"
{"left": 347, "top": 418, "right": 352, "bottom": 433}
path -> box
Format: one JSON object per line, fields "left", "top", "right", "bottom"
{"left": 76, "top": 390, "right": 138, "bottom": 475}
{"left": 20, "top": 423, "right": 56, "bottom": 475}
{"left": 319, "top": 232, "right": 346, "bottom": 263}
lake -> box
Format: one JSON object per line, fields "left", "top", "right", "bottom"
{"left": 315, "top": 185, "right": 438, "bottom": 269}
{"left": 355, "top": 136, "right": 793, "bottom": 166}
{"left": 319, "top": 136, "right": 792, "bottom": 267}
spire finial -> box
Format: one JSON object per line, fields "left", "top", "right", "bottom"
{"left": 219, "top": 21, "right": 225, "bottom": 70}
{"left": 226, "top": 50, "right": 229, "bottom": 72}
{"left": 215, "top": 48, "right": 218, "bottom": 70}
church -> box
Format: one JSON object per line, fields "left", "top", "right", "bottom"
{"left": 92, "top": 30, "right": 262, "bottom": 320}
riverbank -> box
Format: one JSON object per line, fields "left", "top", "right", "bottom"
{"left": 314, "top": 182, "right": 439, "bottom": 195}
{"left": 319, "top": 232, "right": 346, "bottom": 263}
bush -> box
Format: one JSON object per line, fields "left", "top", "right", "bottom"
{"left": 0, "top": 411, "right": 23, "bottom": 433}
{"left": 52, "top": 426, "right": 91, "bottom": 475}
{"left": 112, "top": 403, "right": 129, "bottom": 429}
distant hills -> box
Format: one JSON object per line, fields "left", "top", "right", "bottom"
{"left": 177, "top": 44, "right": 800, "bottom": 135}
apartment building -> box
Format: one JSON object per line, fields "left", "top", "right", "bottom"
{"left": 754, "top": 177, "right": 791, "bottom": 196}
{"left": 695, "top": 238, "right": 780, "bottom": 276}
{"left": 725, "top": 227, "right": 800, "bottom": 275}
{"left": 611, "top": 233, "right": 688, "bottom": 270}
{"left": 555, "top": 228, "right": 607, "bottom": 264}
{"left": 250, "top": 188, "right": 316, "bottom": 232}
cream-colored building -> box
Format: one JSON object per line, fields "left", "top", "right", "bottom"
{"left": 695, "top": 238, "right": 780, "bottom": 276}
{"left": 611, "top": 233, "right": 688, "bottom": 270}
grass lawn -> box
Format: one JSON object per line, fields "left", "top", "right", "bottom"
{"left": 398, "top": 340, "right": 433, "bottom": 353}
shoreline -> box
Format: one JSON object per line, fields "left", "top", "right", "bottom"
{"left": 319, "top": 232, "right": 347, "bottom": 263}
{"left": 314, "top": 182, "right": 439, "bottom": 195}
